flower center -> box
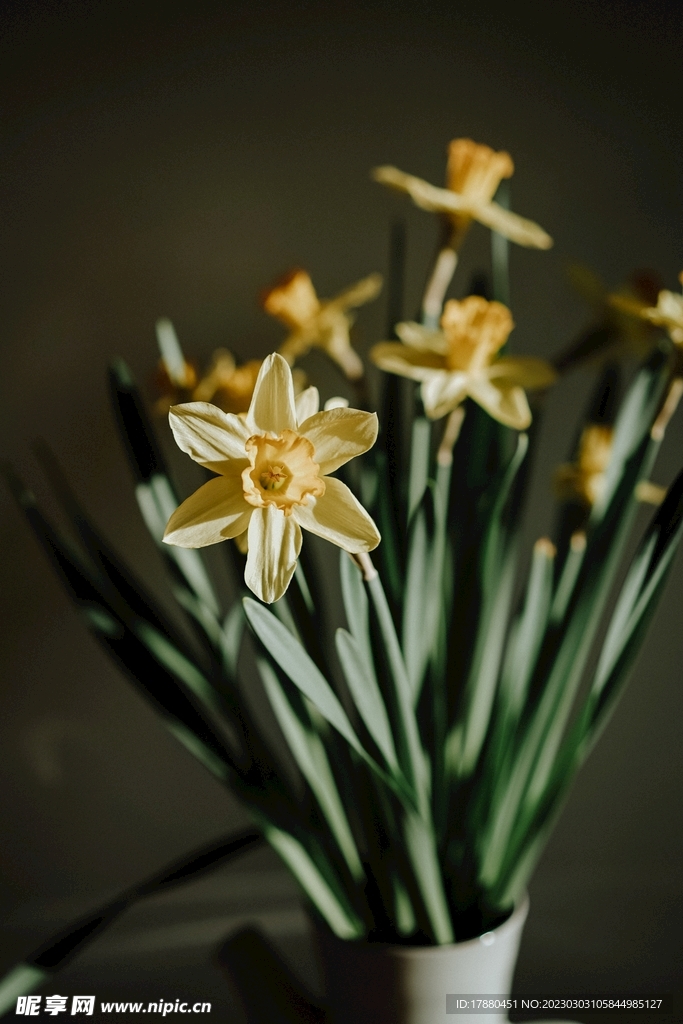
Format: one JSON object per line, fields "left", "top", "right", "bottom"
{"left": 259, "top": 464, "right": 289, "bottom": 491}
{"left": 440, "top": 297, "right": 513, "bottom": 374}
{"left": 242, "top": 430, "right": 325, "bottom": 515}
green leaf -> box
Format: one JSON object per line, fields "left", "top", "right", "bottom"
{"left": 221, "top": 604, "right": 245, "bottom": 677}
{"left": 590, "top": 348, "right": 669, "bottom": 523}
{"left": 335, "top": 628, "right": 398, "bottom": 772}
{"left": 339, "top": 551, "right": 372, "bottom": 670}
{"left": 136, "top": 473, "right": 220, "bottom": 617}
{"left": 491, "top": 180, "right": 510, "bottom": 306}
{"left": 402, "top": 505, "right": 431, "bottom": 699}
{"left": 0, "top": 965, "right": 47, "bottom": 1017}
{"left": 257, "top": 657, "right": 364, "bottom": 882}
{"left": 255, "top": 817, "right": 364, "bottom": 939}
{"left": 407, "top": 416, "right": 431, "bottom": 520}
{"left": 403, "top": 810, "right": 453, "bottom": 944}
{"left": 449, "top": 434, "right": 528, "bottom": 778}
{"left": 243, "top": 598, "right": 407, "bottom": 802}
{"left": 133, "top": 622, "right": 224, "bottom": 718}
{"left": 365, "top": 574, "right": 428, "bottom": 812}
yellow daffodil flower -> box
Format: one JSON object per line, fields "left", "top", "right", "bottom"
{"left": 191, "top": 350, "right": 263, "bottom": 412}
{"left": 370, "top": 296, "right": 556, "bottom": 428}
{"left": 554, "top": 425, "right": 614, "bottom": 506}
{"left": 609, "top": 271, "right": 683, "bottom": 345}
{"left": 163, "top": 353, "right": 380, "bottom": 603}
{"left": 553, "top": 265, "right": 663, "bottom": 371}
{"left": 153, "top": 346, "right": 307, "bottom": 418}
{"left": 372, "top": 138, "right": 553, "bottom": 251}
{"left": 261, "top": 268, "right": 382, "bottom": 380}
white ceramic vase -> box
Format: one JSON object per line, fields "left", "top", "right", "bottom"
{"left": 318, "top": 895, "right": 577, "bottom": 1024}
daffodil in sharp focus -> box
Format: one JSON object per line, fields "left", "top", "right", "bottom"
{"left": 371, "top": 296, "right": 557, "bottom": 428}
{"left": 163, "top": 353, "right": 380, "bottom": 603}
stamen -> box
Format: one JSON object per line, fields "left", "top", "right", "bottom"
{"left": 259, "top": 464, "right": 288, "bottom": 491}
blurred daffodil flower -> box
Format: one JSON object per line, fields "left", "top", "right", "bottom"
{"left": 553, "top": 265, "right": 663, "bottom": 372}
{"left": 152, "top": 319, "right": 306, "bottom": 417}
{"left": 372, "top": 138, "right": 552, "bottom": 250}
{"left": 261, "top": 269, "right": 382, "bottom": 380}
{"left": 554, "top": 425, "right": 614, "bottom": 506}
{"left": 371, "top": 296, "right": 556, "bottom": 428}
{"left": 609, "top": 271, "right": 683, "bottom": 346}
{"left": 163, "top": 353, "right": 380, "bottom": 603}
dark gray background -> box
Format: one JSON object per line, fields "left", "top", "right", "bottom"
{"left": 0, "top": 1, "right": 681, "bottom": 1018}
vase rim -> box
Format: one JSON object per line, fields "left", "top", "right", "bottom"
{"left": 377, "top": 891, "right": 529, "bottom": 960}
{"left": 317, "top": 892, "right": 530, "bottom": 959}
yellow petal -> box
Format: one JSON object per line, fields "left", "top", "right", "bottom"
{"left": 234, "top": 529, "right": 249, "bottom": 554}
{"left": 324, "top": 396, "right": 349, "bottom": 411}
{"left": 299, "top": 408, "right": 379, "bottom": 475}
{"left": 321, "top": 316, "right": 365, "bottom": 379}
{"left": 370, "top": 342, "right": 445, "bottom": 380}
{"left": 371, "top": 165, "right": 470, "bottom": 214}
{"left": 395, "top": 321, "right": 449, "bottom": 355}
{"left": 244, "top": 505, "right": 302, "bottom": 603}
{"left": 371, "top": 166, "right": 552, "bottom": 249}
{"left": 488, "top": 356, "right": 557, "bottom": 390}
{"left": 293, "top": 478, "right": 380, "bottom": 553}
{"left": 169, "top": 402, "right": 252, "bottom": 471}
{"left": 295, "top": 386, "right": 320, "bottom": 425}
{"left": 608, "top": 293, "right": 650, "bottom": 318}
{"left": 278, "top": 330, "right": 311, "bottom": 366}
{"left": 326, "top": 273, "right": 383, "bottom": 311}
{"left": 163, "top": 475, "right": 251, "bottom": 548}
{"left": 246, "top": 353, "right": 298, "bottom": 435}
{"left": 467, "top": 376, "right": 531, "bottom": 429}
{"left": 470, "top": 201, "right": 553, "bottom": 250}
{"left": 420, "top": 372, "right": 469, "bottom": 420}
{"left": 262, "top": 269, "right": 320, "bottom": 329}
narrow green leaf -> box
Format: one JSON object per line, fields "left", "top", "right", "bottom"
{"left": 133, "top": 622, "right": 223, "bottom": 717}
{"left": 591, "top": 349, "right": 669, "bottom": 523}
{"left": 365, "top": 574, "right": 428, "bottom": 811}
{"left": 391, "top": 873, "right": 417, "bottom": 936}
{"left": 166, "top": 722, "right": 231, "bottom": 782}
{"left": 403, "top": 811, "right": 453, "bottom": 944}
{"left": 335, "top": 628, "right": 398, "bottom": 772}
{"left": 244, "top": 599, "right": 360, "bottom": 750}
{"left": 500, "top": 539, "right": 555, "bottom": 717}
{"left": 339, "top": 551, "right": 372, "bottom": 670}
{"left": 136, "top": 473, "right": 220, "bottom": 616}
{"left": 0, "top": 966, "right": 47, "bottom": 1018}
{"left": 402, "top": 506, "right": 430, "bottom": 698}
{"left": 257, "top": 658, "right": 364, "bottom": 882}
{"left": 221, "top": 604, "right": 245, "bottom": 677}
{"left": 243, "top": 599, "right": 408, "bottom": 803}
{"left": 256, "top": 818, "right": 364, "bottom": 939}
{"left": 491, "top": 180, "right": 510, "bottom": 306}
{"left": 408, "top": 416, "right": 431, "bottom": 520}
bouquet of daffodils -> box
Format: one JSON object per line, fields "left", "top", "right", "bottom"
{"left": 8, "top": 138, "right": 683, "bottom": 955}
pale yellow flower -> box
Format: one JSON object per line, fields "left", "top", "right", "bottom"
{"left": 554, "top": 425, "right": 614, "bottom": 506}
{"left": 372, "top": 138, "right": 552, "bottom": 250}
{"left": 609, "top": 271, "right": 683, "bottom": 345}
{"left": 261, "top": 269, "right": 382, "bottom": 380}
{"left": 163, "top": 353, "right": 380, "bottom": 603}
{"left": 191, "top": 350, "right": 264, "bottom": 413}
{"left": 370, "top": 296, "right": 556, "bottom": 427}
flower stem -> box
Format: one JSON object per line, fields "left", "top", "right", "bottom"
{"left": 421, "top": 246, "right": 458, "bottom": 328}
